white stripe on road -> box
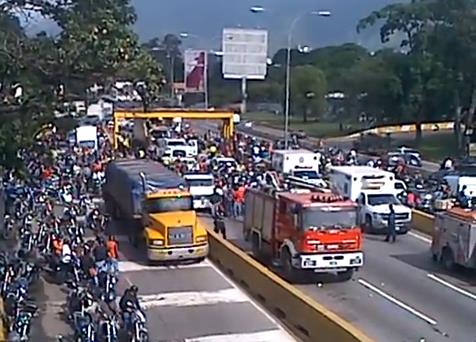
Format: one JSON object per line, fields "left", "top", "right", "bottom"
{"left": 358, "top": 279, "right": 438, "bottom": 325}
{"left": 427, "top": 274, "right": 476, "bottom": 301}
{"left": 138, "top": 288, "right": 249, "bottom": 309}
{"left": 185, "top": 330, "right": 296, "bottom": 342}
{"left": 118, "top": 260, "right": 212, "bottom": 272}
{"left": 408, "top": 231, "right": 432, "bottom": 244}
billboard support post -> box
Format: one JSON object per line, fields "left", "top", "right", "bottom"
{"left": 204, "top": 66, "right": 209, "bottom": 109}
{"left": 241, "top": 77, "right": 247, "bottom": 114}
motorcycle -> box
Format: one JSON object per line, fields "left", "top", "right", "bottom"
{"left": 74, "top": 312, "right": 97, "bottom": 342}
{"left": 99, "top": 315, "right": 119, "bottom": 342}
{"left": 130, "top": 309, "right": 148, "bottom": 342}
{"left": 9, "top": 303, "right": 37, "bottom": 341}
{"left": 101, "top": 272, "right": 117, "bottom": 303}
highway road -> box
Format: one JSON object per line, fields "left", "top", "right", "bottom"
{"left": 201, "top": 215, "right": 476, "bottom": 342}
{"left": 33, "top": 202, "right": 296, "bottom": 341}
{"left": 194, "top": 120, "right": 476, "bottom": 341}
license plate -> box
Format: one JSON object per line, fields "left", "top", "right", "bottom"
{"left": 330, "top": 261, "right": 338, "bottom": 266}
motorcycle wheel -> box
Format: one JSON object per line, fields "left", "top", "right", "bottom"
{"left": 139, "top": 331, "right": 149, "bottom": 342}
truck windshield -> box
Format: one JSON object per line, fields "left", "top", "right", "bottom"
{"left": 367, "top": 194, "right": 400, "bottom": 205}
{"left": 186, "top": 179, "right": 214, "bottom": 187}
{"left": 167, "top": 140, "right": 186, "bottom": 146}
{"left": 293, "top": 170, "right": 319, "bottom": 179}
{"left": 302, "top": 208, "right": 357, "bottom": 229}
{"left": 145, "top": 196, "right": 193, "bottom": 213}
{"left": 78, "top": 141, "right": 95, "bottom": 149}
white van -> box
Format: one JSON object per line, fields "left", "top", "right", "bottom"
{"left": 329, "top": 166, "right": 411, "bottom": 233}
{"left": 183, "top": 173, "right": 215, "bottom": 210}
{"left": 271, "top": 149, "right": 320, "bottom": 174}
{"left": 329, "top": 166, "right": 405, "bottom": 200}
{"left": 75, "top": 125, "right": 98, "bottom": 151}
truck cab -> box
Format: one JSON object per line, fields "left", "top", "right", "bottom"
{"left": 244, "top": 189, "right": 363, "bottom": 282}
{"left": 158, "top": 138, "right": 198, "bottom": 159}
{"left": 356, "top": 192, "right": 411, "bottom": 233}
{"left": 141, "top": 190, "right": 208, "bottom": 261}
{"left": 183, "top": 173, "right": 215, "bottom": 210}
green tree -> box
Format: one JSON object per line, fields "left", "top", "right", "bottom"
{"left": 338, "top": 55, "right": 403, "bottom": 123}
{"left": 358, "top": 1, "right": 441, "bottom": 142}
{"left": 247, "top": 81, "right": 282, "bottom": 104}
{"left": 0, "top": 0, "right": 162, "bottom": 166}
{"left": 290, "top": 65, "right": 327, "bottom": 122}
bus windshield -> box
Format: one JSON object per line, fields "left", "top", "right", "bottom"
{"left": 145, "top": 196, "right": 193, "bottom": 213}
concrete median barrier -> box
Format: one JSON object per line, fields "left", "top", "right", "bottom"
{"left": 0, "top": 297, "right": 6, "bottom": 341}
{"left": 206, "top": 228, "right": 373, "bottom": 342}
{"left": 411, "top": 209, "right": 435, "bottom": 235}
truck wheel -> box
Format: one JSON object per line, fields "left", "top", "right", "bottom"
{"left": 336, "top": 269, "right": 354, "bottom": 282}
{"left": 281, "top": 248, "right": 298, "bottom": 283}
{"left": 364, "top": 215, "right": 373, "bottom": 234}
{"left": 441, "top": 247, "right": 455, "bottom": 270}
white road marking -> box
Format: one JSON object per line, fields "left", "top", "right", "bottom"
{"left": 118, "top": 260, "right": 211, "bottom": 272}
{"left": 408, "top": 231, "right": 432, "bottom": 244}
{"left": 427, "top": 274, "right": 476, "bottom": 301}
{"left": 185, "top": 329, "right": 296, "bottom": 342}
{"left": 207, "top": 255, "right": 296, "bottom": 339}
{"left": 124, "top": 288, "right": 248, "bottom": 309}
{"left": 358, "top": 278, "right": 438, "bottom": 325}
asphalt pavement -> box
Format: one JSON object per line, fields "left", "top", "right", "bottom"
{"left": 194, "top": 120, "right": 476, "bottom": 341}
{"left": 206, "top": 216, "right": 476, "bottom": 342}
{"left": 33, "top": 201, "right": 296, "bottom": 341}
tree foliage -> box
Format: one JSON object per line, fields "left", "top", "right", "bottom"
{"left": 0, "top": 0, "right": 162, "bottom": 166}
{"left": 290, "top": 65, "right": 327, "bottom": 122}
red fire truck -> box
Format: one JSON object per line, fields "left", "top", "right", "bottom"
{"left": 243, "top": 189, "right": 364, "bottom": 282}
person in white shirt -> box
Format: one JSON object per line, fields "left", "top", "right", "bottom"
{"left": 61, "top": 239, "right": 73, "bottom": 264}
{"left": 443, "top": 158, "right": 453, "bottom": 170}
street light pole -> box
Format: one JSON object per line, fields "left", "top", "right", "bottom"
{"left": 283, "top": 10, "right": 331, "bottom": 149}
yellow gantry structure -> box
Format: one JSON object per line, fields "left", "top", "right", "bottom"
{"left": 113, "top": 108, "right": 235, "bottom": 150}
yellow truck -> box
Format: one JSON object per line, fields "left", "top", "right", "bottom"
{"left": 103, "top": 159, "right": 208, "bottom": 262}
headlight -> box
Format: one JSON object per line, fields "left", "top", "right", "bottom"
{"left": 196, "top": 235, "right": 207, "bottom": 243}
{"left": 150, "top": 239, "right": 164, "bottom": 246}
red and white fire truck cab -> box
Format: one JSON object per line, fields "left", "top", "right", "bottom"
{"left": 243, "top": 189, "right": 364, "bottom": 282}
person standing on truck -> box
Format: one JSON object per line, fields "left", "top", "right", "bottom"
{"left": 458, "top": 185, "right": 470, "bottom": 208}
{"left": 385, "top": 204, "right": 397, "bottom": 243}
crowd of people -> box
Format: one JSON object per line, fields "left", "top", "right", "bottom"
{"left": 1, "top": 124, "right": 149, "bottom": 341}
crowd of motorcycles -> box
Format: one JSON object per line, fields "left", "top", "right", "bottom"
{"left": 0, "top": 137, "right": 149, "bottom": 341}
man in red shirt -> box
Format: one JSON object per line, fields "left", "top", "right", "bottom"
{"left": 232, "top": 185, "right": 246, "bottom": 218}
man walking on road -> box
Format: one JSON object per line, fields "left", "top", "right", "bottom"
{"left": 385, "top": 204, "right": 396, "bottom": 243}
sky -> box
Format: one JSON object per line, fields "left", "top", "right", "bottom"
{"left": 131, "top": 0, "right": 407, "bottom": 52}
{"left": 25, "top": 0, "right": 407, "bottom": 52}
